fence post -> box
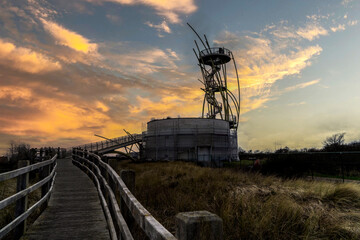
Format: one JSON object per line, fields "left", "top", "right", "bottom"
{"left": 175, "top": 211, "right": 223, "bottom": 240}
{"left": 40, "top": 162, "right": 51, "bottom": 207}
{"left": 14, "top": 160, "right": 30, "bottom": 239}
{"left": 120, "top": 170, "right": 135, "bottom": 229}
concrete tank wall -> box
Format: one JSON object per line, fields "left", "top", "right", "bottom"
{"left": 143, "top": 118, "right": 238, "bottom": 166}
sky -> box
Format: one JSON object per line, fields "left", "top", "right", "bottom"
{"left": 0, "top": 0, "right": 360, "bottom": 154}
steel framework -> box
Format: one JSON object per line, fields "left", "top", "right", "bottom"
{"left": 188, "top": 23, "right": 240, "bottom": 130}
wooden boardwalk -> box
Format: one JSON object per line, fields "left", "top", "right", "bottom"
{"left": 22, "top": 157, "right": 110, "bottom": 240}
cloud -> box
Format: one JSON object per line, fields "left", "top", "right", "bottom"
{"left": 287, "top": 101, "right": 306, "bottom": 106}
{"left": 342, "top": 0, "right": 353, "bottom": 6}
{"left": 348, "top": 20, "right": 358, "bottom": 26}
{"left": 331, "top": 24, "right": 346, "bottom": 32}
{"left": 145, "top": 21, "right": 172, "bottom": 35}
{"left": 0, "top": 85, "right": 111, "bottom": 143}
{"left": 86, "top": 0, "right": 197, "bottom": 23}
{"left": 106, "top": 14, "right": 122, "bottom": 24}
{"left": 296, "top": 24, "right": 328, "bottom": 41}
{"left": 103, "top": 45, "right": 181, "bottom": 75}
{"left": 283, "top": 79, "right": 321, "bottom": 92}
{"left": 0, "top": 38, "right": 61, "bottom": 73}
{"left": 214, "top": 25, "right": 323, "bottom": 115}
{"left": 40, "top": 18, "right": 98, "bottom": 54}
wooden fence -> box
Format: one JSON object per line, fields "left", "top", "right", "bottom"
{"left": 72, "top": 149, "right": 223, "bottom": 240}
{"left": 0, "top": 154, "right": 57, "bottom": 239}
{"left": 72, "top": 149, "right": 176, "bottom": 240}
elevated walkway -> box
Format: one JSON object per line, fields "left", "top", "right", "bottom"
{"left": 22, "top": 157, "right": 110, "bottom": 240}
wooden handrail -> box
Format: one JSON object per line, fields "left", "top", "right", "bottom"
{"left": 73, "top": 150, "right": 176, "bottom": 240}
{"left": 0, "top": 154, "right": 57, "bottom": 239}
{"left": 0, "top": 155, "right": 57, "bottom": 182}
{"left": 72, "top": 160, "right": 117, "bottom": 240}
{"left": 73, "top": 157, "right": 133, "bottom": 240}
{"left": 0, "top": 162, "right": 57, "bottom": 210}
{"left": 0, "top": 171, "right": 56, "bottom": 239}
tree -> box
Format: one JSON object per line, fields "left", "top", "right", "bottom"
{"left": 322, "top": 132, "right": 346, "bottom": 152}
{"left": 275, "top": 146, "right": 290, "bottom": 153}
{"left": 7, "top": 141, "right": 32, "bottom": 163}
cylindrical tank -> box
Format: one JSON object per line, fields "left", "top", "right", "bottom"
{"left": 143, "top": 118, "right": 238, "bottom": 166}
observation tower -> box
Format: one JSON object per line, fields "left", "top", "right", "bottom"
{"left": 188, "top": 23, "right": 240, "bottom": 130}
{"left": 142, "top": 24, "right": 240, "bottom": 165}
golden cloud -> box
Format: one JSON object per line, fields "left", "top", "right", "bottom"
{"left": 41, "top": 18, "right": 98, "bottom": 54}
{"left": 0, "top": 38, "right": 61, "bottom": 73}
{"left": 0, "top": 86, "right": 110, "bottom": 143}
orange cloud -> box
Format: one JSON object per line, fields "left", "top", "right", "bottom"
{"left": 0, "top": 38, "right": 61, "bottom": 73}
{"left": 0, "top": 86, "right": 110, "bottom": 143}
{"left": 41, "top": 19, "right": 98, "bottom": 54}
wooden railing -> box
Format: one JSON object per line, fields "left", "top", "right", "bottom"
{"left": 0, "top": 154, "right": 57, "bottom": 239}
{"left": 72, "top": 149, "right": 176, "bottom": 240}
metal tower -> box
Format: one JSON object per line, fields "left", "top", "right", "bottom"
{"left": 188, "top": 23, "right": 240, "bottom": 130}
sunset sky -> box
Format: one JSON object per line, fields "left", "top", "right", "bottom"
{"left": 1, "top": 0, "right": 360, "bottom": 154}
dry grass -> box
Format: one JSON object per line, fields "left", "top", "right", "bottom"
{"left": 114, "top": 160, "right": 360, "bottom": 240}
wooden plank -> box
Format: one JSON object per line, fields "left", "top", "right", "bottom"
{"left": 77, "top": 157, "right": 133, "bottom": 240}
{"left": 23, "top": 158, "right": 110, "bottom": 240}
{"left": 72, "top": 160, "right": 117, "bottom": 240}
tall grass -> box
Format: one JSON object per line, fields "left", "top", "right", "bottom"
{"left": 114, "top": 160, "right": 360, "bottom": 240}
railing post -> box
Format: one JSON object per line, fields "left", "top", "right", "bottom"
{"left": 40, "top": 148, "right": 43, "bottom": 161}
{"left": 14, "top": 160, "right": 30, "bottom": 240}
{"left": 40, "top": 161, "right": 51, "bottom": 207}
{"left": 175, "top": 211, "right": 223, "bottom": 240}
{"left": 120, "top": 170, "right": 135, "bottom": 229}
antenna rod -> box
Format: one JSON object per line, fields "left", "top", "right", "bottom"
{"left": 187, "top": 23, "right": 209, "bottom": 52}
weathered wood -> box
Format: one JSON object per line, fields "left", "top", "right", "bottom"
{"left": 23, "top": 158, "right": 110, "bottom": 240}
{"left": 120, "top": 170, "right": 135, "bottom": 232}
{"left": 15, "top": 160, "right": 29, "bottom": 240}
{"left": 76, "top": 157, "right": 134, "bottom": 240}
{"left": 0, "top": 155, "right": 57, "bottom": 182}
{"left": 0, "top": 164, "right": 56, "bottom": 210}
{"left": 0, "top": 172, "right": 56, "bottom": 239}
{"left": 40, "top": 164, "right": 50, "bottom": 207}
{"left": 72, "top": 160, "right": 117, "bottom": 240}
{"left": 80, "top": 151, "right": 176, "bottom": 240}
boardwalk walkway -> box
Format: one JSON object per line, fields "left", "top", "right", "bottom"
{"left": 22, "top": 157, "right": 110, "bottom": 240}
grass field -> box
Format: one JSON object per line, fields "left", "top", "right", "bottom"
{"left": 114, "top": 160, "right": 360, "bottom": 240}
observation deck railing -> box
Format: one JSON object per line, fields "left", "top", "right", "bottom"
{"left": 200, "top": 47, "right": 231, "bottom": 57}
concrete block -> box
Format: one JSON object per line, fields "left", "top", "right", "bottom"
{"left": 175, "top": 211, "right": 223, "bottom": 240}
